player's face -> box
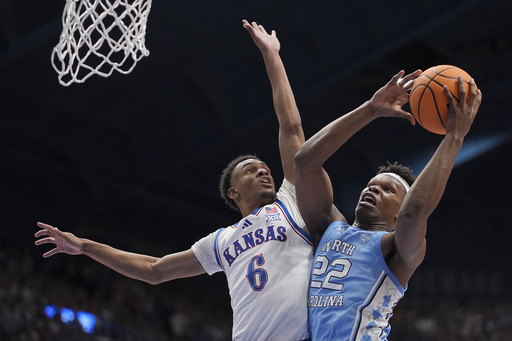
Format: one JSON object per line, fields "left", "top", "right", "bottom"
{"left": 230, "top": 159, "right": 275, "bottom": 206}
{"left": 354, "top": 174, "right": 407, "bottom": 230}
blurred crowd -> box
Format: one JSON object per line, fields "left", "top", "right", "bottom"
{"left": 1, "top": 237, "right": 511, "bottom": 340}
{"left": 0, "top": 238, "right": 231, "bottom": 341}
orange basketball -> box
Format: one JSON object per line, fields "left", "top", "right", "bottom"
{"left": 409, "top": 65, "right": 475, "bottom": 135}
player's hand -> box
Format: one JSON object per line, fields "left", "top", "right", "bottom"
{"left": 242, "top": 19, "right": 280, "bottom": 54}
{"left": 444, "top": 77, "right": 482, "bottom": 138}
{"left": 34, "top": 222, "right": 82, "bottom": 258}
{"left": 368, "top": 69, "right": 422, "bottom": 124}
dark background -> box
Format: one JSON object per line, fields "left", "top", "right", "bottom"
{"left": 1, "top": 0, "right": 511, "bottom": 339}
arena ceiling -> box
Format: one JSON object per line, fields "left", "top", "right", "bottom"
{"left": 1, "top": 0, "right": 511, "bottom": 272}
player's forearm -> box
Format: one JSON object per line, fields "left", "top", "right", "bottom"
{"left": 80, "top": 239, "right": 161, "bottom": 284}
{"left": 405, "top": 134, "right": 464, "bottom": 219}
{"left": 262, "top": 51, "right": 301, "bottom": 128}
{"left": 262, "top": 50, "right": 305, "bottom": 182}
{"left": 295, "top": 102, "right": 376, "bottom": 232}
{"left": 395, "top": 134, "right": 463, "bottom": 267}
{"left": 296, "top": 101, "right": 377, "bottom": 170}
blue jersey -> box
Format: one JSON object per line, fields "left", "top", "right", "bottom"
{"left": 308, "top": 221, "right": 406, "bottom": 340}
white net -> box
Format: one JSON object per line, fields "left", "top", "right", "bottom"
{"left": 52, "top": 0, "right": 153, "bottom": 86}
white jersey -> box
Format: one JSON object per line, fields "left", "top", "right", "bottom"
{"left": 192, "top": 179, "right": 313, "bottom": 341}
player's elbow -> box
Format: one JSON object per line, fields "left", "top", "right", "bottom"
{"left": 141, "top": 272, "right": 157, "bottom": 285}
{"left": 399, "top": 200, "right": 433, "bottom": 224}
{"left": 294, "top": 144, "right": 316, "bottom": 173}
{"left": 142, "top": 262, "right": 167, "bottom": 285}
{"left": 279, "top": 113, "right": 303, "bottom": 135}
{"left": 294, "top": 146, "right": 307, "bottom": 168}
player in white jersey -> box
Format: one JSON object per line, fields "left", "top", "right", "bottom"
{"left": 35, "top": 20, "right": 314, "bottom": 340}
{"left": 295, "top": 71, "right": 482, "bottom": 340}
{"left": 193, "top": 178, "right": 312, "bottom": 340}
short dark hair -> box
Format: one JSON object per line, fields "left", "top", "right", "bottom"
{"left": 219, "top": 154, "right": 260, "bottom": 211}
{"left": 377, "top": 161, "right": 416, "bottom": 186}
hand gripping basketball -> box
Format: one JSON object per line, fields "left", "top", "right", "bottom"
{"left": 409, "top": 65, "right": 478, "bottom": 135}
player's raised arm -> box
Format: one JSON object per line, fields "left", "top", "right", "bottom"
{"left": 34, "top": 222, "right": 205, "bottom": 284}
{"left": 243, "top": 19, "right": 304, "bottom": 184}
{"left": 392, "top": 77, "right": 482, "bottom": 284}
{"left": 295, "top": 70, "right": 420, "bottom": 239}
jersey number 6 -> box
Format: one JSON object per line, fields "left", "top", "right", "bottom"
{"left": 246, "top": 254, "right": 268, "bottom": 291}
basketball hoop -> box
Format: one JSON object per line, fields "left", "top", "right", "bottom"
{"left": 52, "top": 0, "right": 153, "bottom": 86}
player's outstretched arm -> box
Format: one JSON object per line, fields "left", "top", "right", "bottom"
{"left": 295, "top": 70, "right": 420, "bottom": 240}
{"left": 243, "top": 19, "right": 304, "bottom": 184}
{"left": 35, "top": 222, "right": 206, "bottom": 284}
{"left": 392, "top": 77, "right": 482, "bottom": 284}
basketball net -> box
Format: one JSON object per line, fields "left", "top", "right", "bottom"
{"left": 51, "top": 0, "right": 153, "bottom": 86}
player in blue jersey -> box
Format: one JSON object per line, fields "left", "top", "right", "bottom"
{"left": 35, "top": 20, "right": 314, "bottom": 341}
{"left": 295, "top": 72, "right": 482, "bottom": 340}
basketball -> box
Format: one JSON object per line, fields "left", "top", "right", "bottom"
{"left": 409, "top": 65, "right": 475, "bottom": 135}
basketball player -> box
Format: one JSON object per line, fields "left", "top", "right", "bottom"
{"left": 35, "top": 20, "right": 313, "bottom": 341}
{"left": 294, "top": 73, "right": 481, "bottom": 339}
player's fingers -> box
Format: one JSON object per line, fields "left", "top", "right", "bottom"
{"left": 457, "top": 76, "right": 466, "bottom": 102}
{"left": 34, "top": 229, "right": 51, "bottom": 238}
{"left": 400, "top": 69, "right": 422, "bottom": 87}
{"left": 469, "top": 79, "right": 477, "bottom": 94}
{"left": 390, "top": 70, "right": 405, "bottom": 85}
{"left": 43, "top": 249, "right": 59, "bottom": 258}
{"left": 468, "top": 79, "right": 483, "bottom": 114}
{"left": 467, "top": 79, "right": 478, "bottom": 104}
{"left": 476, "top": 87, "right": 483, "bottom": 102}
{"left": 443, "top": 85, "right": 453, "bottom": 99}
{"left": 443, "top": 85, "right": 456, "bottom": 109}
{"left": 396, "top": 110, "right": 416, "bottom": 125}
{"left": 401, "top": 69, "right": 421, "bottom": 82}
{"left": 402, "top": 79, "right": 415, "bottom": 92}
{"left": 469, "top": 78, "right": 482, "bottom": 100}
{"left": 35, "top": 222, "right": 58, "bottom": 237}
{"left": 35, "top": 237, "right": 56, "bottom": 246}
{"left": 37, "top": 221, "right": 55, "bottom": 229}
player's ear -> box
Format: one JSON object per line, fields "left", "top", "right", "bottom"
{"left": 227, "top": 187, "right": 238, "bottom": 200}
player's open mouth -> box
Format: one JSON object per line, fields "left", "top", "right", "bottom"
{"left": 260, "top": 177, "right": 272, "bottom": 186}
{"left": 361, "top": 193, "right": 376, "bottom": 206}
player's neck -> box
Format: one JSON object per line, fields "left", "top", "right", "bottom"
{"left": 353, "top": 220, "right": 390, "bottom": 232}
{"left": 239, "top": 199, "right": 274, "bottom": 218}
